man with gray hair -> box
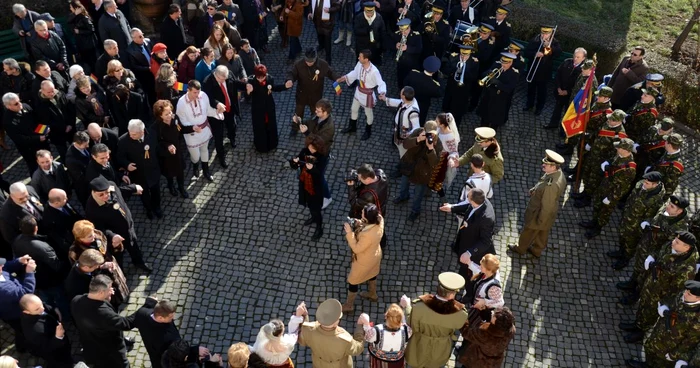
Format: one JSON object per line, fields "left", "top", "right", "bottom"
{"left": 1, "top": 58, "right": 36, "bottom": 107}
{"left": 2, "top": 92, "right": 51, "bottom": 175}
{"left": 12, "top": 4, "right": 41, "bottom": 59}
{"left": 543, "top": 47, "right": 587, "bottom": 129}
{"left": 126, "top": 27, "right": 155, "bottom": 102}
{"left": 98, "top": 0, "right": 132, "bottom": 54}
{"left": 28, "top": 19, "right": 69, "bottom": 74}
{"left": 95, "top": 39, "right": 128, "bottom": 81}
{"left": 0, "top": 182, "right": 45, "bottom": 249}
{"left": 202, "top": 65, "right": 248, "bottom": 167}
{"left": 35, "top": 80, "right": 76, "bottom": 160}
{"left": 117, "top": 119, "right": 162, "bottom": 219}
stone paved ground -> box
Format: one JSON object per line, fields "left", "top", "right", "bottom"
{"left": 1, "top": 18, "right": 698, "bottom": 368}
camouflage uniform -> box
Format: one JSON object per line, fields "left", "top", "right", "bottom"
{"left": 636, "top": 242, "right": 698, "bottom": 330}
{"left": 625, "top": 100, "right": 658, "bottom": 141}
{"left": 652, "top": 150, "right": 684, "bottom": 200}
{"left": 691, "top": 209, "right": 700, "bottom": 244}
{"left": 591, "top": 154, "right": 636, "bottom": 228}
{"left": 644, "top": 292, "right": 700, "bottom": 367}
{"left": 580, "top": 123, "right": 627, "bottom": 198}
{"left": 618, "top": 180, "right": 666, "bottom": 259}
{"left": 635, "top": 125, "right": 669, "bottom": 180}
{"left": 583, "top": 102, "right": 613, "bottom": 142}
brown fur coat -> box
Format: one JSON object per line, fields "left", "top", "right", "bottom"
{"left": 458, "top": 318, "right": 515, "bottom": 368}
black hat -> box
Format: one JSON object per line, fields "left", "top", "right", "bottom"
{"left": 685, "top": 280, "right": 700, "bottom": 297}
{"left": 669, "top": 195, "right": 690, "bottom": 209}
{"left": 676, "top": 230, "right": 697, "bottom": 247}
{"left": 363, "top": 1, "right": 376, "bottom": 9}
{"left": 304, "top": 48, "right": 317, "bottom": 62}
{"left": 90, "top": 176, "right": 110, "bottom": 191}
{"left": 641, "top": 171, "right": 662, "bottom": 182}
{"left": 213, "top": 11, "right": 226, "bottom": 21}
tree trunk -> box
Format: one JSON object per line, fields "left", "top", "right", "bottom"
{"left": 671, "top": 4, "right": 700, "bottom": 60}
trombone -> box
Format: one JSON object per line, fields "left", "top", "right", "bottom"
{"left": 525, "top": 25, "right": 557, "bottom": 83}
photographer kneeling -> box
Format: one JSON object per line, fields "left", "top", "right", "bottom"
{"left": 347, "top": 164, "right": 389, "bottom": 249}
{"left": 342, "top": 203, "right": 384, "bottom": 313}
{"left": 290, "top": 134, "right": 329, "bottom": 241}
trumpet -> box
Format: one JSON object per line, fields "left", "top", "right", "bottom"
{"left": 478, "top": 67, "right": 501, "bottom": 87}
{"left": 398, "top": 5, "right": 408, "bottom": 20}
{"left": 396, "top": 33, "right": 407, "bottom": 62}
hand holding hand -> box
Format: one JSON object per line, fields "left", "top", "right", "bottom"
{"left": 135, "top": 184, "right": 144, "bottom": 195}
{"left": 295, "top": 302, "right": 307, "bottom": 317}
{"left": 199, "top": 346, "right": 210, "bottom": 358}
{"left": 439, "top": 203, "right": 452, "bottom": 212}
{"left": 216, "top": 103, "right": 226, "bottom": 113}
{"left": 292, "top": 157, "right": 299, "bottom": 163}
{"left": 358, "top": 313, "right": 370, "bottom": 325}
{"left": 127, "top": 163, "right": 137, "bottom": 172}
{"left": 459, "top": 252, "right": 470, "bottom": 265}
{"left": 246, "top": 84, "right": 254, "bottom": 94}
{"left": 18, "top": 255, "right": 31, "bottom": 265}
{"left": 285, "top": 80, "right": 293, "bottom": 88}
{"left": 448, "top": 157, "right": 459, "bottom": 168}
{"left": 193, "top": 125, "right": 203, "bottom": 133}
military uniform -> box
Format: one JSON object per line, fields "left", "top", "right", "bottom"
{"left": 467, "top": 24, "right": 497, "bottom": 111}
{"left": 584, "top": 101, "right": 614, "bottom": 142}
{"left": 456, "top": 127, "right": 504, "bottom": 183}
{"left": 487, "top": 7, "right": 511, "bottom": 52}
{"left": 523, "top": 25, "right": 562, "bottom": 114}
{"left": 650, "top": 134, "right": 684, "bottom": 199}
{"left": 393, "top": 21, "right": 423, "bottom": 89}
{"left": 619, "top": 73, "right": 665, "bottom": 112}
{"left": 403, "top": 56, "right": 442, "bottom": 125}
{"left": 691, "top": 209, "right": 700, "bottom": 244}
{"left": 477, "top": 53, "right": 519, "bottom": 129}
{"left": 510, "top": 150, "right": 567, "bottom": 257}
{"left": 442, "top": 46, "right": 479, "bottom": 124}
{"left": 420, "top": 5, "right": 451, "bottom": 60}
{"left": 404, "top": 272, "right": 469, "bottom": 368}
{"left": 626, "top": 98, "right": 659, "bottom": 141}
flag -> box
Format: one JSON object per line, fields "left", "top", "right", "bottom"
{"left": 561, "top": 66, "right": 596, "bottom": 139}
{"left": 173, "top": 81, "right": 187, "bottom": 92}
{"left": 34, "top": 124, "right": 48, "bottom": 135}
{"left": 359, "top": 80, "right": 365, "bottom": 89}
{"left": 221, "top": 10, "right": 229, "bottom": 19}
{"left": 333, "top": 81, "right": 342, "bottom": 95}
{"left": 89, "top": 74, "right": 98, "bottom": 84}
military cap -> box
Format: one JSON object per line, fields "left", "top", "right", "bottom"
{"left": 458, "top": 44, "right": 474, "bottom": 54}
{"left": 685, "top": 280, "right": 700, "bottom": 297}
{"left": 431, "top": 1, "right": 446, "bottom": 13}
{"left": 316, "top": 299, "right": 343, "bottom": 326}
{"left": 642, "top": 171, "right": 662, "bottom": 182}
{"left": 474, "top": 127, "right": 496, "bottom": 142}
{"left": 540, "top": 25, "right": 555, "bottom": 33}
{"left": 479, "top": 23, "right": 494, "bottom": 33}
{"left": 663, "top": 133, "right": 684, "bottom": 147}
{"left": 439, "top": 272, "right": 465, "bottom": 291}
{"left": 0, "top": 258, "right": 6, "bottom": 266}
{"left": 508, "top": 40, "right": 524, "bottom": 52}
{"left": 614, "top": 138, "right": 635, "bottom": 152}
{"left": 424, "top": 120, "right": 439, "bottom": 135}
{"left": 423, "top": 56, "right": 441, "bottom": 73}
{"left": 676, "top": 230, "right": 697, "bottom": 247}
{"left": 669, "top": 194, "right": 690, "bottom": 209}
{"left": 397, "top": 18, "right": 411, "bottom": 29}
{"left": 495, "top": 5, "right": 510, "bottom": 15}
{"left": 363, "top": 2, "right": 376, "bottom": 10}
{"left": 607, "top": 109, "right": 626, "bottom": 122}
{"left": 645, "top": 73, "right": 664, "bottom": 87}
{"left": 213, "top": 11, "right": 226, "bottom": 21}
{"left": 90, "top": 176, "right": 110, "bottom": 191}
{"left": 500, "top": 52, "right": 516, "bottom": 63}
{"left": 542, "top": 149, "right": 565, "bottom": 165}
{"left": 642, "top": 87, "right": 659, "bottom": 98}
{"left": 659, "top": 117, "right": 675, "bottom": 131}
{"left": 581, "top": 59, "right": 594, "bottom": 70}
{"left": 595, "top": 86, "right": 613, "bottom": 98}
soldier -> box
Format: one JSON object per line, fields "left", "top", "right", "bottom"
{"left": 625, "top": 87, "right": 659, "bottom": 141}
{"left": 624, "top": 281, "right": 700, "bottom": 368}
{"left": 476, "top": 52, "right": 519, "bottom": 129}
{"left": 608, "top": 171, "right": 666, "bottom": 270}
{"left": 572, "top": 109, "right": 628, "bottom": 207}
{"left": 402, "top": 272, "right": 469, "bottom": 368}
{"left": 618, "top": 195, "right": 690, "bottom": 303}
{"left": 487, "top": 5, "right": 512, "bottom": 53}
{"left": 634, "top": 117, "right": 674, "bottom": 182}
{"left": 288, "top": 299, "right": 364, "bottom": 367}
{"left": 522, "top": 24, "right": 562, "bottom": 116}
{"left": 420, "top": 2, "right": 450, "bottom": 60}
{"left": 648, "top": 133, "right": 684, "bottom": 200}
{"left": 450, "top": 127, "right": 504, "bottom": 184}
{"left": 466, "top": 23, "right": 496, "bottom": 111}
{"left": 508, "top": 150, "right": 566, "bottom": 258}
{"left": 619, "top": 73, "right": 665, "bottom": 112}
{"left": 691, "top": 209, "right": 700, "bottom": 245}
{"left": 394, "top": 18, "right": 422, "bottom": 90}
{"left": 353, "top": 2, "right": 387, "bottom": 66}
{"left": 578, "top": 138, "right": 637, "bottom": 238}
{"left": 404, "top": 56, "right": 442, "bottom": 125}
{"left": 441, "top": 45, "right": 479, "bottom": 125}
{"left": 620, "top": 231, "right": 698, "bottom": 344}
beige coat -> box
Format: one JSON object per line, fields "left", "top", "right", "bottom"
{"left": 346, "top": 218, "right": 384, "bottom": 285}
{"left": 298, "top": 321, "right": 365, "bottom": 368}
{"left": 523, "top": 170, "right": 566, "bottom": 231}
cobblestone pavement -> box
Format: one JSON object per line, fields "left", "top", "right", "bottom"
{"left": 1, "top": 19, "right": 698, "bottom": 368}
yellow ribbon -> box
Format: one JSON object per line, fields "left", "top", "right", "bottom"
{"left": 144, "top": 150, "right": 150, "bottom": 159}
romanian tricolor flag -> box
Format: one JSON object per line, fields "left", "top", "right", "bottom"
{"left": 258, "top": 12, "right": 265, "bottom": 23}
{"left": 221, "top": 10, "right": 230, "bottom": 19}
{"left": 89, "top": 74, "right": 98, "bottom": 84}
{"left": 359, "top": 80, "right": 365, "bottom": 89}
{"left": 561, "top": 66, "right": 596, "bottom": 139}
{"left": 333, "top": 81, "right": 341, "bottom": 95}
{"left": 34, "top": 124, "right": 48, "bottom": 134}
{"left": 173, "top": 81, "right": 187, "bottom": 92}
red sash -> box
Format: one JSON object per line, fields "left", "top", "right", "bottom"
{"left": 643, "top": 141, "right": 666, "bottom": 151}
{"left": 357, "top": 86, "right": 375, "bottom": 108}
{"left": 598, "top": 129, "right": 628, "bottom": 139}
{"left": 634, "top": 108, "right": 659, "bottom": 118}
{"left": 658, "top": 161, "right": 684, "bottom": 172}
{"left": 604, "top": 162, "right": 637, "bottom": 178}
{"left": 590, "top": 108, "right": 613, "bottom": 119}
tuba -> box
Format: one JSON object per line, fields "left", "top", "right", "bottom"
{"left": 424, "top": 19, "right": 436, "bottom": 33}
{"left": 460, "top": 25, "right": 479, "bottom": 52}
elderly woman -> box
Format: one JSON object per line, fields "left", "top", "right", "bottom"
{"left": 175, "top": 79, "right": 219, "bottom": 182}
{"left": 102, "top": 59, "right": 144, "bottom": 96}
{"left": 177, "top": 46, "right": 200, "bottom": 83}
{"left": 217, "top": 43, "right": 247, "bottom": 82}
{"left": 248, "top": 319, "right": 298, "bottom": 367}
{"left": 430, "top": 112, "right": 461, "bottom": 197}
{"left": 290, "top": 134, "right": 327, "bottom": 241}
{"left": 464, "top": 253, "right": 504, "bottom": 326}
{"left": 12, "top": 4, "right": 41, "bottom": 59}
{"left": 74, "top": 75, "right": 111, "bottom": 127}
{"left": 358, "top": 303, "right": 412, "bottom": 368}
{"left": 154, "top": 100, "right": 189, "bottom": 198}
{"left": 342, "top": 203, "right": 384, "bottom": 312}
{"left": 155, "top": 63, "right": 183, "bottom": 107}
{"left": 458, "top": 307, "right": 516, "bottom": 368}
{"left": 69, "top": 219, "right": 130, "bottom": 307}
{"left": 246, "top": 64, "right": 288, "bottom": 152}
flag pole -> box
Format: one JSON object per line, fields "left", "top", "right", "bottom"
{"left": 573, "top": 53, "right": 597, "bottom": 194}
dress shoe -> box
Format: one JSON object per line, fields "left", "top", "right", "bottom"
{"left": 135, "top": 263, "right": 153, "bottom": 274}
{"left": 393, "top": 196, "right": 409, "bottom": 204}
{"left": 179, "top": 189, "right": 190, "bottom": 199}
{"left": 584, "top": 227, "right": 601, "bottom": 239}
{"left": 570, "top": 192, "right": 585, "bottom": 200}
{"left": 573, "top": 198, "right": 591, "bottom": 208}
{"left": 219, "top": 160, "right": 229, "bottom": 169}
{"left": 168, "top": 184, "right": 178, "bottom": 196}
{"left": 407, "top": 212, "right": 420, "bottom": 222}
{"left": 534, "top": 109, "right": 543, "bottom": 116}
{"left": 607, "top": 250, "right": 623, "bottom": 258}
{"left": 124, "top": 336, "right": 136, "bottom": 345}
{"left": 619, "top": 295, "right": 638, "bottom": 306}
{"left": 578, "top": 220, "right": 596, "bottom": 229}
{"left": 618, "top": 322, "right": 641, "bottom": 332}
{"left": 311, "top": 226, "right": 323, "bottom": 240}
{"left": 616, "top": 280, "right": 636, "bottom": 291}
{"left": 624, "top": 359, "right": 647, "bottom": 368}
{"left": 154, "top": 208, "right": 163, "bottom": 219}
{"left": 303, "top": 218, "right": 314, "bottom": 226}
{"left": 612, "top": 259, "right": 630, "bottom": 270}
{"left": 146, "top": 211, "right": 154, "bottom": 220}
{"left": 507, "top": 244, "right": 525, "bottom": 255}
{"left": 623, "top": 331, "right": 644, "bottom": 344}
{"left": 322, "top": 197, "right": 332, "bottom": 209}
{"left": 542, "top": 123, "right": 558, "bottom": 129}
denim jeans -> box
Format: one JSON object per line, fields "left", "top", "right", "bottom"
{"left": 317, "top": 153, "right": 331, "bottom": 198}
{"left": 399, "top": 175, "right": 428, "bottom": 214}
{"left": 288, "top": 36, "right": 301, "bottom": 60}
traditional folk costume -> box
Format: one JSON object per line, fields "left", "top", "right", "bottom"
{"left": 384, "top": 97, "right": 420, "bottom": 157}
{"left": 363, "top": 323, "right": 413, "bottom": 368}
{"left": 342, "top": 61, "right": 387, "bottom": 138}
{"left": 431, "top": 113, "right": 461, "bottom": 195}
{"left": 175, "top": 91, "right": 218, "bottom": 165}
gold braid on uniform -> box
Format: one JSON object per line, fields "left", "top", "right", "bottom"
{"left": 428, "top": 151, "right": 449, "bottom": 191}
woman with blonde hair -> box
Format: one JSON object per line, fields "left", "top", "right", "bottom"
{"left": 103, "top": 59, "right": 143, "bottom": 96}
{"left": 0, "top": 356, "right": 18, "bottom": 368}
{"left": 227, "top": 342, "right": 251, "bottom": 368}
{"left": 358, "top": 304, "right": 413, "bottom": 367}
{"left": 203, "top": 25, "right": 229, "bottom": 59}
{"left": 464, "top": 253, "right": 504, "bottom": 325}
{"left": 155, "top": 63, "right": 183, "bottom": 106}
{"left": 248, "top": 319, "right": 297, "bottom": 367}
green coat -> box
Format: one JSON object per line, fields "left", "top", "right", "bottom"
{"left": 619, "top": 181, "right": 666, "bottom": 257}
{"left": 524, "top": 170, "right": 566, "bottom": 231}
{"left": 405, "top": 295, "right": 469, "bottom": 368}
{"left": 690, "top": 209, "right": 700, "bottom": 243}
{"left": 652, "top": 151, "right": 684, "bottom": 199}
{"left": 645, "top": 293, "right": 700, "bottom": 367}
{"left": 457, "top": 142, "right": 505, "bottom": 183}
{"left": 298, "top": 320, "right": 365, "bottom": 368}
{"left": 625, "top": 101, "right": 658, "bottom": 141}
{"left": 633, "top": 209, "right": 690, "bottom": 287}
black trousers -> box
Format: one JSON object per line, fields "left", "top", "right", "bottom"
{"left": 348, "top": 276, "right": 377, "bottom": 292}
{"left": 317, "top": 32, "right": 333, "bottom": 65}
{"left": 139, "top": 182, "right": 161, "bottom": 214}
{"left": 526, "top": 80, "right": 548, "bottom": 111}
{"left": 549, "top": 94, "right": 569, "bottom": 126}
{"left": 210, "top": 113, "right": 237, "bottom": 162}
{"left": 113, "top": 237, "right": 145, "bottom": 267}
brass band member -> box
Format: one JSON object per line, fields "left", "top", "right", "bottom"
{"left": 467, "top": 23, "right": 496, "bottom": 112}
{"left": 488, "top": 5, "right": 511, "bottom": 52}
{"left": 441, "top": 45, "right": 479, "bottom": 125}
{"left": 354, "top": 2, "right": 387, "bottom": 66}
{"left": 421, "top": 1, "right": 451, "bottom": 60}
{"left": 394, "top": 18, "right": 422, "bottom": 90}
{"left": 476, "top": 52, "right": 518, "bottom": 129}
{"left": 522, "top": 24, "right": 561, "bottom": 116}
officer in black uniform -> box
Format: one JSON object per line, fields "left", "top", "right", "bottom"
{"left": 421, "top": 2, "right": 451, "bottom": 60}
{"left": 448, "top": 0, "right": 480, "bottom": 28}
{"left": 442, "top": 45, "right": 478, "bottom": 125}
{"left": 477, "top": 52, "right": 519, "bottom": 130}
{"left": 523, "top": 24, "right": 562, "bottom": 116}
{"left": 507, "top": 40, "right": 526, "bottom": 73}
{"left": 354, "top": 2, "right": 387, "bottom": 66}
{"left": 619, "top": 73, "right": 665, "bottom": 111}
{"left": 467, "top": 23, "right": 496, "bottom": 111}
{"left": 404, "top": 56, "right": 443, "bottom": 125}
{"left": 394, "top": 18, "right": 423, "bottom": 90}
{"left": 488, "top": 5, "right": 512, "bottom": 53}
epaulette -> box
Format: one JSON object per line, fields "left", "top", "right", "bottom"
{"left": 519, "top": 56, "right": 525, "bottom": 62}
{"left": 450, "top": 52, "right": 458, "bottom": 57}
{"left": 489, "top": 16, "right": 496, "bottom": 19}
{"left": 432, "top": 79, "right": 440, "bottom": 86}
{"left": 395, "top": 30, "right": 401, "bottom": 34}
{"left": 442, "top": 19, "right": 449, "bottom": 25}
{"left": 412, "top": 31, "right": 420, "bottom": 35}
{"left": 506, "top": 22, "right": 511, "bottom": 27}
{"left": 472, "top": 57, "right": 478, "bottom": 62}
{"left": 546, "top": 176, "right": 553, "bottom": 185}
{"left": 489, "top": 37, "right": 495, "bottom": 45}
{"left": 513, "top": 68, "right": 519, "bottom": 73}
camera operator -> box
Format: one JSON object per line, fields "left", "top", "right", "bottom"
{"left": 347, "top": 163, "right": 389, "bottom": 251}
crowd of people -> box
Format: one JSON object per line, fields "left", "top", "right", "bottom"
{"left": 1, "top": 0, "right": 700, "bottom": 367}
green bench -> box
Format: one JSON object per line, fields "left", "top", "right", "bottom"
{"left": 511, "top": 38, "right": 574, "bottom": 79}
{"left": 0, "top": 29, "right": 27, "bottom": 61}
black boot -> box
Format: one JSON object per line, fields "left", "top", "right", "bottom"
{"left": 612, "top": 258, "right": 630, "bottom": 270}
{"left": 177, "top": 176, "right": 189, "bottom": 198}
{"left": 311, "top": 223, "right": 323, "bottom": 240}
{"left": 341, "top": 119, "right": 357, "bottom": 134}
{"left": 191, "top": 162, "right": 201, "bottom": 179}
{"left": 585, "top": 225, "right": 602, "bottom": 239}
{"left": 360, "top": 124, "right": 372, "bottom": 140}
{"left": 167, "top": 179, "right": 177, "bottom": 196}
{"left": 201, "top": 162, "right": 214, "bottom": 182}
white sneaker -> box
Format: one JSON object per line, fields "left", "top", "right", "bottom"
{"left": 345, "top": 34, "right": 352, "bottom": 47}
{"left": 322, "top": 197, "right": 332, "bottom": 209}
